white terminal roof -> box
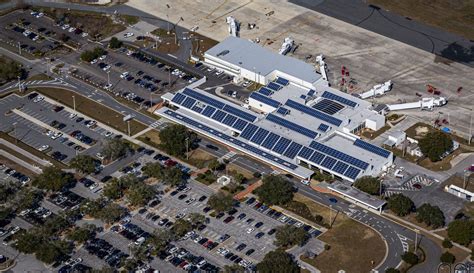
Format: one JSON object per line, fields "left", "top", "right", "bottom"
{"left": 205, "top": 36, "right": 322, "bottom": 85}
{"left": 157, "top": 82, "right": 393, "bottom": 181}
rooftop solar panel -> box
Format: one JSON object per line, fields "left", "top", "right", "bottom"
{"left": 258, "top": 87, "right": 273, "bottom": 96}
{"left": 211, "top": 110, "right": 227, "bottom": 123}
{"left": 183, "top": 88, "right": 225, "bottom": 109}
{"left": 332, "top": 161, "right": 349, "bottom": 175}
{"left": 240, "top": 124, "right": 258, "bottom": 140}
{"left": 250, "top": 92, "right": 281, "bottom": 108}
{"left": 322, "top": 91, "right": 357, "bottom": 107}
{"left": 354, "top": 139, "right": 391, "bottom": 158}
{"left": 191, "top": 105, "right": 203, "bottom": 113}
{"left": 310, "top": 141, "right": 369, "bottom": 170}
{"left": 272, "top": 137, "right": 291, "bottom": 154}
{"left": 275, "top": 77, "right": 289, "bottom": 86}
{"left": 277, "top": 107, "right": 290, "bottom": 116}
{"left": 261, "top": 132, "right": 280, "bottom": 150}
{"left": 344, "top": 166, "right": 361, "bottom": 180}
{"left": 317, "top": 123, "right": 330, "bottom": 132}
{"left": 312, "top": 99, "right": 345, "bottom": 115}
{"left": 321, "top": 156, "right": 337, "bottom": 170}
{"left": 283, "top": 142, "right": 303, "bottom": 159}
{"left": 307, "top": 89, "right": 315, "bottom": 96}
{"left": 182, "top": 97, "right": 196, "bottom": 109}
{"left": 285, "top": 99, "right": 343, "bottom": 127}
{"left": 202, "top": 105, "right": 216, "bottom": 117}
{"left": 267, "top": 82, "right": 282, "bottom": 91}
{"left": 309, "top": 151, "right": 325, "bottom": 165}
{"left": 222, "top": 114, "right": 237, "bottom": 127}
{"left": 171, "top": 93, "right": 186, "bottom": 104}
{"left": 298, "top": 146, "right": 314, "bottom": 160}
{"left": 232, "top": 119, "right": 248, "bottom": 131}
{"left": 223, "top": 104, "right": 257, "bottom": 123}
{"left": 266, "top": 113, "right": 318, "bottom": 139}
{"left": 250, "top": 128, "right": 270, "bottom": 146}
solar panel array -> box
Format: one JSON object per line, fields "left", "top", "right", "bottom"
{"left": 261, "top": 133, "right": 280, "bottom": 150}
{"left": 285, "top": 99, "right": 343, "bottom": 126}
{"left": 354, "top": 139, "right": 391, "bottom": 158}
{"left": 322, "top": 91, "right": 357, "bottom": 107}
{"left": 250, "top": 128, "right": 270, "bottom": 145}
{"left": 258, "top": 87, "right": 273, "bottom": 96}
{"left": 307, "top": 90, "right": 315, "bottom": 96}
{"left": 283, "top": 142, "right": 303, "bottom": 159}
{"left": 163, "top": 109, "right": 298, "bottom": 170}
{"left": 266, "top": 113, "right": 318, "bottom": 139}
{"left": 313, "top": 99, "right": 345, "bottom": 115}
{"left": 277, "top": 107, "right": 290, "bottom": 116}
{"left": 250, "top": 92, "right": 281, "bottom": 108}
{"left": 240, "top": 124, "right": 258, "bottom": 140}
{"left": 317, "top": 123, "right": 330, "bottom": 132}
{"left": 272, "top": 137, "right": 292, "bottom": 154}
{"left": 309, "top": 141, "right": 369, "bottom": 170}
{"left": 182, "top": 88, "right": 257, "bottom": 122}
{"left": 275, "top": 77, "right": 289, "bottom": 86}
{"left": 267, "top": 82, "right": 282, "bottom": 91}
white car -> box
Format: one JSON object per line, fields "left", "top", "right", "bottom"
{"left": 81, "top": 32, "right": 89, "bottom": 37}
{"left": 215, "top": 70, "right": 224, "bottom": 76}
{"left": 41, "top": 211, "right": 52, "bottom": 218}
{"left": 185, "top": 198, "right": 196, "bottom": 205}
{"left": 33, "top": 95, "right": 44, "bottom": 103}
{"left": 104, "top": 131, "right": 113, "bottom": 137}
{"left": 46, "top": 130, "right": 54, "bottom": 137}
{"left": 120, "top": 72, "right": 129, "bottom": 79}
{"left": 61, "top": 24, "right": 70, "bottom": 30}
{"left": 96, "top": 152, "right": 105, "bottom": 160}
{"left": 36, "top": 12, "right": 44, "bottom": 18}
{"left": 38, "top": 144, "right": 49, "bottom": 151}
{"left": 65, "top": 257, "right": 82, "bottom": 266}
{"left": 104, "top": 83, "right": 112, "bottom": 90}
{"left": 23, "top": 30, "right": 31, "bottom": 36}
{"left": 68, "top": 27, "right": 76, "bottom": 33}
{"left": 51, "top": 132, "right": 62, "bottom": 140}
{"left": 102, "top": 65, "right": 111, "bottom": 71}
{"left": 86, "top": 120, "right": 97, "bottom": 128}
{"left": 18, "top": 209, "right": 30, "bottom": 216}
{"left": 99, "top": 55, "right": 107, "bottom": 60}
{"left": 246, "top": 227, "right": 255, "bottom": 234}
{"left": 123, "top": 32, "right": 134, "bottom": 38}
{"left": 69, "top": 113, "right": 77, "bottom": 119}
{"left": 89, "top": 183, "right": 98, "bottom": 190}
{"left": 197, "top": 260, "right": 207, "bottom": 268}
{"left": 90, "top": 59, "right": 98, "bottom": 64}
{"left": 10, "top": 226, "right": 20, "bottom": 235}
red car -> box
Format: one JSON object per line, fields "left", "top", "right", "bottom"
{"left": 468, "top": 165, "right": 474, "bottom": 172}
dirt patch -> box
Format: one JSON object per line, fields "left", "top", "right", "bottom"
{"left": 415, "top": 126, "right": 430, "bottom": 138}
{"left": 185, "top": 148, "right": 217, "bottom": 168}
{"left": 191, "top": 32, "right": 218, "bottom": 58}
{"left": 226, "top": 163, "right": 255, "bottom": 181}
{"left": 293, "top": 193, "right": 335, "bottom": 224}
{"left": 138, "top": 129, "right": 161, "bottom": 145}
{"left": 360, "top": 125, "right": 390, "bottom": 140}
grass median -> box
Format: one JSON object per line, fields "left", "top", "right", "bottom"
{"left": 32, "top": 87, "right": 148, "bottom": 136}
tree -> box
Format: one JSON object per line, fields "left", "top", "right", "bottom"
{"left": 32, "top": 166, "right": 75, "bottom": 192}
{"left": 13, "top": 188, "right": 43, "bottom": 211}
{"left": 254, "top": 175, "right": 294, "bottom": 206}
{"left": 103, "top": 179, "right": 124, "bottom": 200}
{"left": 385, "top": 268, "right": 400, "bottom": 273}
{"left": 96, "top": 203, "right": 125, "bottom": 224}
{"left": 162, "top": 167, "right": 184, "bottom": 186}
{"left": 14, "top": 230, "right": 43, "bottom": 253}
{"left": 440, "top": 251, "right": 455, "bottom": 264}
{"left": 208, "top": 159, "right": 224, "bottom": 172}
{"left": 142, "top": 162, "right": 164, "bottom": 180}
{"left": 419, "top": 131, "right": 453, "bottom": 162}
{"left": 442, "top": 238, "right": 453, "bottom": 249}
{"left": 80, "top": 47, "right": 106, "bottom": 62}
{"left": 207, "top": 192, "right": 234, "bottom": 212}
{"left": 70, "top": 155, "right": 98, "bottom": 174}
{"left": 0, "top": 181, "right": 19, "bottom": 204}
{"left": 66, "top": 227, "right": 93, "bottom": 244}
{"left": 36, "top": 240, "right": 72, "bottom": 264}
{"left": 353, "top": 176, "right": 380, "bottom": 195}
{"left": 401, "top": 251, "right": 419, "bottom": 265}
{"left": 109, "top": 37, "right": 123, "bottom": 49}
{"left": 0, "top": 57, "right": 25, "bottom": 84}
{"left": 148, "top": 229, "right": 174, "bottom": 252}
{"left": 126, "top": 183, "right": 155, "bottom": 207}
{"left": 171, "top": 219, "right": 192, "bottom": 237}
{"left": 387, "top": 194, "right": 414, "bottom": 216}
{"left": 416, "top": 203, "right": 445, "bottom": 228}
{"left": 447, "top": 220, "right": 474, "bottom": 246}
{"left": 102, "top": 138, "right": 130, "bottom": 161}
{"left": 256, "top": 250, "right": 300, "bottom": 273}
{"left": 159, "top": 124, "right": 197, "bottom": 157}
{"left": 188, "top": 213, "right": 205, "bottom": 226}
{"left": 274, "top": 225, "right": 308, "bottom": 248}
{"left": 233, "top": 173, "right": 246, "bottom": 184}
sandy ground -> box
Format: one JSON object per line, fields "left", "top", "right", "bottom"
{"left": 126, "top": 0, "right": 474, "bottom": 139}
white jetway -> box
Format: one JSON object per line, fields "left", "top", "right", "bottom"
{"left": 359, "top": 80, "right": 392, "bottom": 99}
{"left": 316, "top": 54, "right": 328, "bottom": 81}
{"left": 388, "top": 97, "right": 447, "bottom": 111}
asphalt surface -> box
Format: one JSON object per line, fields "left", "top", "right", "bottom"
{"left": 0, "top": 3, "right": 448, "bottom": 272}
{"left": 289, "top": 0, "right": 474, "bottom": 67}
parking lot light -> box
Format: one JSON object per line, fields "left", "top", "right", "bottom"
{"left": 18, "top": 41, "right": 21, "bottom": 55}
{"left": 72, "top": 95, "right": 76, "bottom": 112}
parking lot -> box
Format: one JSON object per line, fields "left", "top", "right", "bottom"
{"left": 71, "top": 47, "right": 194, "bottom": 107}
{"left": 0, "top": 9, "right": 92, "bottom": 58}
{"left": 0, "top": 93, "right": 115, "bottom": 164}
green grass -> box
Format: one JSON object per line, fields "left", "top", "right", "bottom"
{"left": 119, "top": 15, "right": 139, "bottom": 25}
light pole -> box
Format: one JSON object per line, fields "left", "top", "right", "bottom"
{"left": 469, "top": 108, "right": 473, "bottom": 145}
{"left": 12, "top": 122, "right": 17, "bottom": 144}
{"left": 166, "top": 4, "right": 171, "bottom": 34}
{"left": 72, "top": 95, "right": 76, "bottom": 112}
{"left": 17, "top": 76, "right": 21, "bottom": 93}
{"left": 107, "top": 70, "right": 110, "bottom": 87}
{"left": 18, "top": 42, "right": 21, "bottom": 55}
{"left": 414, "top": 229, "right": 419, "bottom": 252}
{"left": 127, "top": 120, "right": 131, "bottom": 137}
{"left": 173, "top": 17, "right": 184, "bottom": 45}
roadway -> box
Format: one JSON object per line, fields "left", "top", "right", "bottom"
{"left": 0, "top": 3, "right": 446, "bottom": 272}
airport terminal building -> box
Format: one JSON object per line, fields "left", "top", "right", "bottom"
{"left": 155, "top": 37, "right": 393, "bottom": 182}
